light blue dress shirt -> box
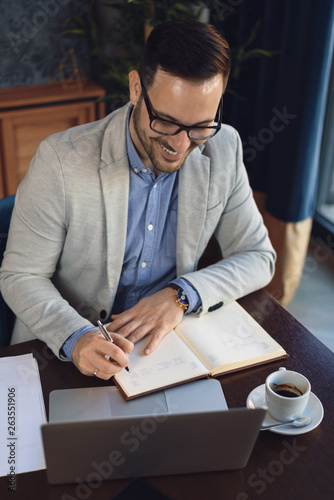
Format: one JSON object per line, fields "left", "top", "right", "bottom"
{"left": 62, "top": 108, "right": 201, "bottom": 360}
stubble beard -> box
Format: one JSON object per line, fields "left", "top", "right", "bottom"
{"left": 131, "top": 102, "right": 198, "bottom": 175}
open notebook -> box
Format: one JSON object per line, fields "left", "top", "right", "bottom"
{"left": 114, "top": 301, "right": 287, "bottom": 399}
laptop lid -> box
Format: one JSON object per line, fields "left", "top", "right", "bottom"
{"left": 41, "top": 407, "right": 266, "bottom": 484}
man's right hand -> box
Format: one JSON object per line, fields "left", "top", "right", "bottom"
{"left": 72, "top": 329, "right": 134, "bottom": 379}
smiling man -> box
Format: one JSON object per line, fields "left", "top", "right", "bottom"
{"left": 0, "top": 20, "right": 275, "bottom": 380}
{"left": 129, "top": 70, "right": 223, "bottom": 176}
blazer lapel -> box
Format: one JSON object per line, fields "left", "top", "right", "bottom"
{"left": 99, "top": 104, "right": 131, "bottom": 295}
{"left": 99, "top": 161, "right": 129, "bottom": 295}
{"left": 177, "top": 146, "right": 210, "bottom": 276}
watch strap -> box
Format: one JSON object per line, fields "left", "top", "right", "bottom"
{"left": 167, "top": 284, "right": 189, "bottom": 311}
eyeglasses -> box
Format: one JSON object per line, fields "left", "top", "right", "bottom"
{"left": 140, "top": 80, "right": 223, "bottom": 141}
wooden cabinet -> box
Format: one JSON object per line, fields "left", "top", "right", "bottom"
{"left": 0, "top": 81, "right": 106, "bottom": 197}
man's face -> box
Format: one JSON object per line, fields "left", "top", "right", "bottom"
{"left": 129, "top": 69, "right": 223, "bottom": 177}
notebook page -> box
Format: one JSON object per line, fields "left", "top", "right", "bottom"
{"left": 114, "top": 330, "right": 208, "bottom": 398}
{"left": 176, "top": 301, "right": 286, "bottom": 373}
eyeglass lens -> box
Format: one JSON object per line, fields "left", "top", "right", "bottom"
{"left": 141, "top": 79, "right": 222, "bottom": 140}
{"left": 150, "top": 118, "right": 219, "bottom": 140}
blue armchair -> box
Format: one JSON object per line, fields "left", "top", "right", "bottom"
{"left": 0, "top": 195, "right": 15, "bottom": 347}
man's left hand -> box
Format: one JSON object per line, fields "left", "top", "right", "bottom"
{"left": 110, "top": 287, "right": 185, "bottom": 355}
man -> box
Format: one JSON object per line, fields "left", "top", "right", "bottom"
{"left": 0, "top": 20, "right": 275, "bottom": 380}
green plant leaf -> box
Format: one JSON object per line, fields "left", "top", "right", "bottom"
{"left": 243, "top": 19, "right": 261, "bottom": 48}
{"left": 62, "top": 29, "right": 87, "bottom": 36}
{"left": 60, "top": 0, "right": 280, "bottom": 106}
{"left": 225, "top": 87, "right": 246, "bottom": 101}
{"left": 243, "top": 48, "right": 280, "bottom": 60}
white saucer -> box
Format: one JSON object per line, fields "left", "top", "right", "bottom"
{"left": 246, "top": 384, "right": 324, "bottom": 435}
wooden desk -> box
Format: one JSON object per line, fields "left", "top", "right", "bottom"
{"left": 0, "top": 289, "right": 333, "bottom": 500}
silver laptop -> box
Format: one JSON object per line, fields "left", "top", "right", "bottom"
{"left": 48, "top": 378, "right": 228, "bottom": 422}
{"left": 42, "top": 379, "right": 265, "bottom": 485}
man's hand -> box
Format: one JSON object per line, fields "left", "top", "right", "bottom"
{"left": 72, "top": 329, "right": 134, "bottom": 379}
{"left": 110, "top": 287, "right": 185, "bottom": 355}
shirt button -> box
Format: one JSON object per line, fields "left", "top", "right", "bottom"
{"left": 141, "top": 262, "right": 147, "bottom": 268}
{"left": 142, "top": 168, "right": 148, "bottom": 173}
{"left": 153, "top": 184, "right": 157, "bottom": 188}
{"left": 148, "top": 224, "right": 153, "bottom": 231}
{"left": 130, "top": 292, "right": 136, "bottom": 298}
{"left": 133, "top": 168, "right": 139, "bottom": 173}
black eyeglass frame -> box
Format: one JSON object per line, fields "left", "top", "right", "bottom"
{"left": 140, "top": 80, "right": 223, "bottom": 141}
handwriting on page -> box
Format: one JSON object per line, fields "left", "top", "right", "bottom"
{"left": 177, "top": 302, "right": 283, "bottom": 372}
{"left": 115, "top": 331, "right": 208, "bottom": 395}
{"left": 128, "top": 353, "right": 203, "bottom": 388}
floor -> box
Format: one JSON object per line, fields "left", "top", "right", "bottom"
{"left": 285, "top": 237, "right": 334, "bottom": 353}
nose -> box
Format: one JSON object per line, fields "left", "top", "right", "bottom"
{"left": 167, "top": 130, "right": 191, "bottom": 153}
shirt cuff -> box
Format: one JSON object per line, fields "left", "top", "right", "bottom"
{"left": 169, "top": 278, "right": 202, "bottom": 314}
{"left": 61, "top": 325, "right": 95, "bottom": 362}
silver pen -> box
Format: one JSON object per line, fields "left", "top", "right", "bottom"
{"left": 97, "top": 320, "right": 130, "bottom": 372}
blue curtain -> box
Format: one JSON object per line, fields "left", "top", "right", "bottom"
{"left": 217, "top": 0, "right": 334, "bottom": 223}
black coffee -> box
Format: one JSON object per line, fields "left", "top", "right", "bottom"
{"left": 271, "top": 383, "right": 303, "bottom": 398}
{"left": 274, "top": 389, "right": 299, "bottom": 398}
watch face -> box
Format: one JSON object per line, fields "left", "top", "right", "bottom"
{"left": 177, "top": 288, "right": 189, "bottom": 306}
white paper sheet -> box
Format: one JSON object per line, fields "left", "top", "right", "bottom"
{"left": 0, "top": 353, "right": 46, "bottom": 482}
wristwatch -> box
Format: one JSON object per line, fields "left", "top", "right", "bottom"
{"left": 176, "top": 288, "right": 189, "bottom": 311}
{"left": 167, "top": 284, "right": 189, "bottom": 312}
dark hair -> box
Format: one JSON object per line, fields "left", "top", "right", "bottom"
{"left": 139, "top": 20, "right": 231, "bottom": 91}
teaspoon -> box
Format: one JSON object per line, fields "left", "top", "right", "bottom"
{"left": 260, "top": 416, "right": 312, "bottom": 431}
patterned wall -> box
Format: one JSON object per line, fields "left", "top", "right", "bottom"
{"left": 0, "top": 0, "right": 89, "bottom": 89}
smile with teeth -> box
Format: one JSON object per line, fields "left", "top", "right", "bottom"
{"left": 160, "top": 143, "right": 179, "bottom": 156}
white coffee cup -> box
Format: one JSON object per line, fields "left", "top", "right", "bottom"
{"left": 265, "top": 367, "right": 311, "bottom": 422}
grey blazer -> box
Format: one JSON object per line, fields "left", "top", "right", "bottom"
{"left": 0, "top": 103, "right": 275, "bottom": 357}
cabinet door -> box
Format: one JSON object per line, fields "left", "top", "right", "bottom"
{"left": 0, "top": 154, "right": 5, "bottom": 198}
{"left": 0, "top": 101, "right": 96, "bottom": 196}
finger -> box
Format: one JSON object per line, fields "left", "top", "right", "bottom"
{"left": 125, "top": 327, "right": 151, "bottom": 345}
{"left": 96, "top": 339, "right": 131, "bottom": 369}
{"left": 110, "top": 319, "right": 152, "bottom": 343}
{"left": 74, "top": 355, "right": 118, "bottom": 379}
{"left": 85, "top": 359, "right": 124, "bottom": 380}
{"left": 142, "top": 329, "right": 167, "bottom": 355}
{"left": 93, "top": 369, "right": 118, "bottom": 381}
{"left": 105, "top": 332, "right": 134, "bottom": 354}
{"left": 110, "top": 312, "right": 135, "bottom": 331}
{"left": 74, "top": 334, "right": 132, "bottom": 376}
{"left": 111, "top": 320, "right": 138, "bottom": 337}
{"left": 86, "top": 347, "right": 131, "bottom": 379}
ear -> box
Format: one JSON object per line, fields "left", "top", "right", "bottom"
{"left": 129, "top": 70, "right": 142, "bottom": 105}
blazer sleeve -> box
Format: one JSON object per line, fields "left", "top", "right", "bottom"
{"left": 0, "top": 139, "right": 93, "bottom": 357}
